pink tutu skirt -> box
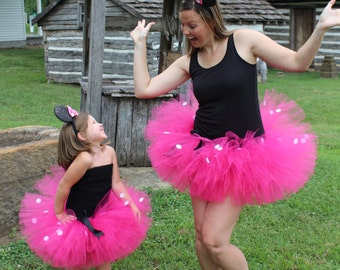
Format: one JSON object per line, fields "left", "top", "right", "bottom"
{"left": 19, "top": 166, "right": 151, "bottom": 269}
{"left": 145, "top": 89, "right": 317, "bottom": 205}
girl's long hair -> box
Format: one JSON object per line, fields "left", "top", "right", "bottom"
{"left": 181, "top": 0, "right": 231, "bottom": 55}
{"left": 57, "top": 112, "right": 92, "bottom": 170}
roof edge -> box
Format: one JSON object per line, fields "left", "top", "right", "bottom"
{"left": 32, "top": 0, "right": 64, "bottom": 25}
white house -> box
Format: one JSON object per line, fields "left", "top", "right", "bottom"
{"left": 0, "top": 0, "right": 26, "bottom": 48}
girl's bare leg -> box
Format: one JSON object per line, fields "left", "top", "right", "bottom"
{"left": 192, "top": 196, "right": 248, "bottom": 270}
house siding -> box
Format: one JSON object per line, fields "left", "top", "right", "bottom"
{"left": 0, "top": 0, "right": 26, "bottom": 47}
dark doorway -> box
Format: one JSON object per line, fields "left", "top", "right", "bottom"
{"left": 290, "top": 7, "right": 315, "bottom": 50}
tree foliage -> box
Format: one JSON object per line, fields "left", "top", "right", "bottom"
{"left": 24, "top": 0, "right": 52, "bottom": 15}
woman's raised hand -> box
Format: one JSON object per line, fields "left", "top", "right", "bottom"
{"left": 130, "top": 19, "right": 155, "bottom": 44}
{"left": 318, "top": 0, "right": 340, "bottom": 31}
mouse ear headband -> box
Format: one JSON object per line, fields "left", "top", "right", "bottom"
{"left": 194, "top": 0, "right": 216, "bottom": 7}
{"left": 54, "top": 105, "right": 79, "bottom": 135}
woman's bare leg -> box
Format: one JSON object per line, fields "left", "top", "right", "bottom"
{"left": 192, "top": 196, "right": 248, "bottom": 270}
{"left": 192, "top": 197, "right": 221, "bottom": 270}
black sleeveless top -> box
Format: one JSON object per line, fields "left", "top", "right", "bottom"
{"left": 66, "top": 164, "right": 112, "bottom": 218}
{"left": 190, "top": 34, "right": 264, "bottom": 139}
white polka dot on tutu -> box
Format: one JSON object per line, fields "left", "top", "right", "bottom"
{"left": 293, "top": 138, "right": 299, "bottom": 144}
{"left": 43, "top": 236, "right": 49, "bottom": 241}
{"left": 120, "top": 192, "right": 126, "bottom": 198}
{"left": 214, "top": 144, "right": 223, "bottom": 151}
{"left": 56, "top": 229, "right": 63, "bottom": 236}
{"left": 139, "top": 197, "right": 144, "bottom": 203}
{"left": 124, "top": 200, "right": 130, "bottom": 206}
{"left": 300, "top": 138, "right": 307, "bottom": 144}
{"left": 32, "top": 218, "right": 37, "bottom": 224}
{"left": 176, "top": 144, "right": 182, "bottom": 150}
{"left": 36, "top": 198, "right": 42, "bottom": 204}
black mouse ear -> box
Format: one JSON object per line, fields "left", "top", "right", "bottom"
{"left": 54, "top": 105, "right": 79, "bottom": 135}
{"left": 203, "top": 0, "right": 216, "bottom": 7}
{"left": 195, "top": 0, "right": 216, "bottom": 7}
{"left": 54, "top": 105, "right": 73, "bottom": 123}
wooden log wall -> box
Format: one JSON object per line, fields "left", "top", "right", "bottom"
{"left": 265, "top": 7, "right": 340, "bottom": 71}
{"left": 38, "top": 0, "right": 161, "bottom": 84}
{"left": 43, "top": 30, "right": 160, "bottom": 83}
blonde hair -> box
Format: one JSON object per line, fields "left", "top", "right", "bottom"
{"left": 180, "top": 0, "right": 230, "bottom": 55}
{"left": 57, "top": 112, "right": 92, "bottom": 170}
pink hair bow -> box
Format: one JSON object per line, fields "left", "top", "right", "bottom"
{"left": 67, "top": 105, "right": 79, "bottom": 117}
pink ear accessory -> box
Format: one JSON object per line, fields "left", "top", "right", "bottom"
{"left": 67, "top": 105, "right": 79, "bottom": 117}
{"left": 194, "top": 0, "right": 216, "bottom": 7}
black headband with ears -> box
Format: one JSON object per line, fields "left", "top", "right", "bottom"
{"left": 54, "top": 105, "right": 79, "bottom": 135}
{"left": 194, "top": 0, "right": 216, "bottom": 7}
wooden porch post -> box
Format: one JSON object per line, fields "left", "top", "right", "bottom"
{"left": 84, "top": 0, "right": 106, "bottom": 120}
{"left": 158, "top": 0, "right": 182, "bottom": 73}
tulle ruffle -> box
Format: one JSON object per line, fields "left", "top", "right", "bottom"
{"left": 145, "top": 89, "right": 317, "bottom": 205}
{"left": 19, "top": 166, "right": 151, "bottom": 268}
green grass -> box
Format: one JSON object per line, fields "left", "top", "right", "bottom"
{"left": 0, "top": 48, "right": 80, "bottom": 129}
{"left": 26, "top": 23, "right": 39, "bottom": 35}
{"left": 0, "top": 49, "right": 339, "bottom": 269}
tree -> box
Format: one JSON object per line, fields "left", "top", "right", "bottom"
{"left": 24, "top": 0, "right": 52, "bottom": 15}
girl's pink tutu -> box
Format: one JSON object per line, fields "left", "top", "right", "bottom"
{"left": 19, "top": 166, "right": 151, "bottom": 269}
{"left": 145, "top": 89, "right": 317, "bottom": 205}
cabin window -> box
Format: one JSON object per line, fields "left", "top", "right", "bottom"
{"left": 77, "top": 2, "right": 85, "bottom": 28}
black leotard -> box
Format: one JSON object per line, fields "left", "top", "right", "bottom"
{"left": 190, "top": 33, "right": 264, "bottom": 139}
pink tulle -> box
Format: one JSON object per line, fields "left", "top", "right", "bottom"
{"left": 145, "top": 89, "right": 317, "bottom": 205}
{"left": 19, "top": 166, "right": 152, "bottom": 268}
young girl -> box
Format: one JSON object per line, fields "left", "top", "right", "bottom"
{"left": 19, "top": 105, "right": 151, "bottom": 270}
{"left": 130, "top": 0, "right": 340, "bottom": 269}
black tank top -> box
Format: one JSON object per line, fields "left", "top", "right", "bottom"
{"left": 190, "top": 33, "right": 264, "bottom": 139}
{"left": 66, "top": 164, "right": 112, "bottom": 218}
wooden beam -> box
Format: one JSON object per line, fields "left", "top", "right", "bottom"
{"left": 82, "top": 0, "right": 91, "bottom": 77}
{"left": 86, "top": 0, "right": 106, "bottom": 120}
{"left": 158, "top": 0, "right": 182, "bottom": 73}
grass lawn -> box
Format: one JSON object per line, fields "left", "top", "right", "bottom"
{"left": 0, "top": 48, "right": 80, "bottom": 129}
{"left": 0, "top": 48, "right": 339, "bottom": 269}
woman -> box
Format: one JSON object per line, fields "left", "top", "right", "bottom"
{"left": 130, "top": 0, "right": 340, "bottom": 269}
